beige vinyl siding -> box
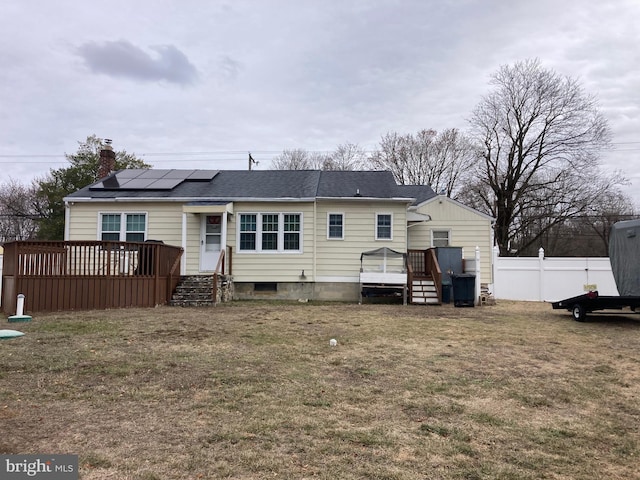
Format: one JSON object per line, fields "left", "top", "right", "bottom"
{"left": 229, "top": 202, "right": 315, "bottom": 282}
{"left": 67, "top": 198, "right": 413, "bottom": 283}
{"left": 315, "top": 200, "right": 408, "bottom": 280}
{"left": 67, "top": 202, "right": 184, "bottom": 244}
{"left": 408, "top": 196, "right": 493, "bottom": 284}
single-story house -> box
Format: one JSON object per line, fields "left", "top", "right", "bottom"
{"left": 63, "top": 149, "right": 494, "bottom": 302}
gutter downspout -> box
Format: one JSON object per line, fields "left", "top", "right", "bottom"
{"left": 312, "top": 200, "right": 317, "bottom": 286}
{"left": 64, "top": 201, "right": 71, "bottom": 241}
{"left": 181, "top": 212, "right": 187, "bottom": 275}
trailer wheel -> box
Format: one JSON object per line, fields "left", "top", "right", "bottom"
{"left": 572, "top": 303, "right": 587, "bottom": 322}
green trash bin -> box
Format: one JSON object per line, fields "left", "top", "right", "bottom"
{"left": 451, "top": 274, "right": 475, "bottom": 307}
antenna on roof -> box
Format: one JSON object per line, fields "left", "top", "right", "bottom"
{"left": 248, "top": 152, "right": 258, "bottom": 171}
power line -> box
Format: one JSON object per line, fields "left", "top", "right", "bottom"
{"left": 1, "top": 141, "right": 639, "bottom": 164}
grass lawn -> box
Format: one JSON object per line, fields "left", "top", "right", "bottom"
{"left": 1, "top": 300, "right": 640, "bottom": 479}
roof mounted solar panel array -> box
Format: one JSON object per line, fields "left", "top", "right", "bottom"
{"left": 91, "top": 169, "right": 218, "bottom": 191}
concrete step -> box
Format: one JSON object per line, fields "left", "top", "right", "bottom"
{"left": 170, "top": 275, "right": 215, "bottom": 306}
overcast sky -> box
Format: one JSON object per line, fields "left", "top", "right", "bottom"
{"left": 1, "top": 1, "right": 639, "bottom": 203}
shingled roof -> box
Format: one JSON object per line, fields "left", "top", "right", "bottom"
{"left": 395, "top": 184, "right": 438, "bottom": 206}
{"left": 66, "top": 169, "right": 425, "bottom": 201}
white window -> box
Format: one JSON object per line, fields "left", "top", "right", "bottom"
{"left": 432, "top": 230, "right": 450, "bottom": 247}
{"left": 283, "top": 214, "right": 301, "bottom": 251}
{"left": 100, "top": 213, "right": 146, "bottom": 242}
{"left": 375, "top": 213, "right": 393, "bottom": 240}
{"left": 327, "top": 213, "right": 344, "bottom": 240}
{"left": 262, "top": 214, "right": 279, "bottom": 251}
{"left": 239, "top": 214, "right": 257, "bottom": 250}
{"left": 238, "top": 213, "right": 302, "bottom": 253}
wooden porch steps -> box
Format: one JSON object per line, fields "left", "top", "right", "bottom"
{"left": 411, "top": 277, "right": 440, "bottom": 305}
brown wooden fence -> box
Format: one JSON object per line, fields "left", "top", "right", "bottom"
{"left": 1, "top": 240, "right": 183, "bottom": 314}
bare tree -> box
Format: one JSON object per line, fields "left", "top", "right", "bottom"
{"left": 270, "top": 149, "right": 316, "bottom": 170}
{"left": 429, "top": 129, "right": 478, "bottom": 197}
{"left": 270, "top": 144, "right": 365, "bottom": 170}
{"left": 584, "top": 185, "right": 636, "bottom": 254}
{"left": 369, "top": 130, "right": 435, "bottom": 185}
{"left": 324, "top": 143, "right": 368, "bottom": 170}
{"left": 368, "top": 128, "right": 477, "bottom": 196}
{"left": 517, "top": 183, "right": 636, "bottom": 257}
{"left": 468, "top": 59, "right": 613, "bottom": 256}
{"left": 0, "top": 178, "right": 41, "bottom": 241}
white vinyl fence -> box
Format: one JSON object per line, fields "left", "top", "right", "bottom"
{"left": 492, "top": 247, "right": 617, "bottom": 302}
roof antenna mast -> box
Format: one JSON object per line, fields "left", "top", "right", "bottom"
{"left": 248, "top": 152, "right": 258, "bottom": 171}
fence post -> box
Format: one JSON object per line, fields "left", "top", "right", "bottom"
{"left": 492, "top": 246, "right": 500, "bottom": 299}
{"left": 475, "top": 246, "right": 481, "bottom": 305}
{"left": 538, "top": 247, "right": 545, "bottom": 301}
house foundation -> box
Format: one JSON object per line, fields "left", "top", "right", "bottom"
{"left": 233, "top": 282, "right": 360, "bottom": 302}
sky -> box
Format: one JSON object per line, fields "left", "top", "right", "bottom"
{"left": 1, "top": 1, "right": 639, "bottom": 203}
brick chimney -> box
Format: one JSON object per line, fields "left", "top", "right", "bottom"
{"left": 97, "top": 139, "right": 116, "bottom": 180}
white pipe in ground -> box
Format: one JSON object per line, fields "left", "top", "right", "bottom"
{"left": 16, "top": 294, "right": 25, "bottom": 316}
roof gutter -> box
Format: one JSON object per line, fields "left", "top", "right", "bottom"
{"left": 64, "top": 195, "right": 417, "bottom": 204}
{"left": 315, "top": 196, "right": 415, "bottom": 203}
{"left": 63, "top": 196, "right": 319, "bottom": 203}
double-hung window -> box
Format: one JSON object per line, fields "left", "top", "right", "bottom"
{"left": 432, "top": 230, "right": 450, "bottom": 247}
{"left": 261, "top": 214, "right": 279, "bottom": 251}
{"left": 240, "top": 214, "right": 257, "bottom": 250}
{"left": 376, "top": 213, "right": 392, "bottom": 240}
{"left": 327, "top": 213, "right": 344, "bottom": 240}
{"left": 100, "top": 213, "right": 146, "bottom": 242}
{"left": 238, "top": 213, "right": 302, "bottom": 252}
{"left": 283, "top": 214, "right": 301, "bottom": 251}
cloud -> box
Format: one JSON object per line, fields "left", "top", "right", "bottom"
{"left": 77, "top": 40, "right": 198, "bottom": 85}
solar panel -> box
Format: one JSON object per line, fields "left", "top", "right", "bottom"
{"left": 136, "top": 169, "right": 174, "bottom": 179}
{"left": 147, "top": 178, "right": 184, "bottom": 189}
{"left": 101, "top": 176, "right": 120, "bottom": 189}
{"left": 114, "top": 169, "right": 147, "bottom": 178}
{"left": 163, "top": 169, "right": 196, "bottom": 179}
{"left": 89, "top": 169, "right": 217, "bottom": 191}
{"left": 118, "top": 178, "right": 157, "bottom": 189}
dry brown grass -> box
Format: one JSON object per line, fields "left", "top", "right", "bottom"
{"left": 1, "top": 300, "right": 640, "bottom": 479}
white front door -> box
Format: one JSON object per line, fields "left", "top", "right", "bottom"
{"left": 200, "top": 214, "right": 223, "bottom": 271}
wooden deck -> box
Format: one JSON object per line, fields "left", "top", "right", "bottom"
{"left": 358, "top": 249, "right": 443, "bottom": 305}
{"left": 1, "top": 241, "right": 183, "bottom": 314}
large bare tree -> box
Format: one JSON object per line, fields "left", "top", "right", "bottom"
{"left": 368, "top": 128, "right": 477, "bottom": 196}
{"left": 468, "top": 59, "right": 614, "bottom": 255}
